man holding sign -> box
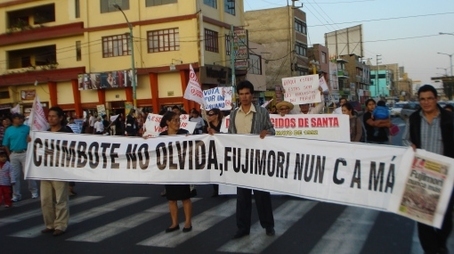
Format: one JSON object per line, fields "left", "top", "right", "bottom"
{"left": 403, "top": 84, "right": 454, "bottom": 254}
{"left": 227, "top": 81, "right": 276, "bottom": 239}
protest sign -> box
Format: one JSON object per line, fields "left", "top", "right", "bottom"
{"left": 281, "top": 74, "right": 321, "bottom": 104}
{"left": 220, "top": 114, "right": 349, "bottom": 141}
{"left": 142, "top": 113, "right": 197, "bottom": 137}
{"left": 24, "top": 131, "right": 454, "bottom": 228}
{"left": 203, "top": 87, "right": 233, "bottom": 110}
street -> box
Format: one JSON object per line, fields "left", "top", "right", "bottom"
{"left": 1, "top": 117, "right": 452, "bottom": 254}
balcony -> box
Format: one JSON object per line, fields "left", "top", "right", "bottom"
{"left": 0, "top": 22, "right": 84, "bottom": 47}
{"left": 338, "top": 70, "right": 349, "bottom": 78}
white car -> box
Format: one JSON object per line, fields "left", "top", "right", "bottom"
{"left": 390, "top": 102, "right": 407, "bottom": 117}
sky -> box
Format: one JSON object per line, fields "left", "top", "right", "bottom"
{"left": 243, "top": 0, "right": 454, "bottom": 84}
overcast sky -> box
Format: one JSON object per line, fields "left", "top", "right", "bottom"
{"left": 244, "top": 0, "right": 454, "bottom": 84}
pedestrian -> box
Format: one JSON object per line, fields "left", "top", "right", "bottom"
{"left": 159, "top": 111, "right": 193, "bottom": 233}
{"left": 403, "top": 84, "right": 454, "bottom": 254}
{"left": 333, "top": 98, "right": 347, "bottom": 114}
{"left": 227, "top": 80, "right": 275, "bottom": 239}
{"left": 40, "top": 106, "right": 72, "bottom": 236}
{"left": 341, "top": 102, "right": 363, "bottom": 142}
{"left": 125, "top": 109, "right": 137, "bottom": 136}
{"left": 363, "top": 99, "right": 391, "bottom": 144}
{"left": 93, "top": 117, "right": 104, "bottom": 134}
{"left": 0, "top": 152, "right": 15, "bottom": 208}
{"left": 189, "top": 109, "right": 205, "bottom": 134}
{"left": 205, "top": 108, "right": 224, "bottom": 197}
{"left": 2, "top": 113, "right": 38, "bottom": 202}
{"left": 88, "top": 112, "right": 96, "bottom": 134}
{"left": 275, "top": 100, "right": 294, "bottom": 117}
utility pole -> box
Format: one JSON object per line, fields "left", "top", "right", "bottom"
{"left": 375, "top": 54, "right": 382, "bottom": 98}
{"left": 230, "top": 25, "right": 236, "bottom": 106}
{"left": 437, "top": 52, "right": 453, "bottom": 76}
{"left": 114, "top": 4, "right": 137, "bottom": 109}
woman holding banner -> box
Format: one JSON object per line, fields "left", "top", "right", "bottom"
{"left": 341, "top": 102, "right": 363, "bottom": 142}
{"left": 159, "top": 111, "right": 193, "bottom": 233}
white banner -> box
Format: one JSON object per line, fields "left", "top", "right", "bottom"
{"left": 220, "top": 114, "right": 350, "bottom": 141}
{"left": 183, "top": 64, "right": 206, "bottom": 107}
{"left": 29, "top": 96, "right": 49, "bottom": 131}
{"left": 25, "top": 132, "right": 454, "bottom": 228}
{"left": 281, "top": 74, "right": 321, "bottom": 104}
{"left": 142, "top": 113, "right": 196, "bottom": 137}
{"left": 203, "top": 87, "right": 233, "bottom": 110}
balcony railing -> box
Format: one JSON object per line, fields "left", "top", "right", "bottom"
{"left": 0, "top": 22, "right": 84, "bottom": 47}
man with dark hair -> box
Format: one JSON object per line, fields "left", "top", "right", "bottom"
{"left": 2, "top": 113, "right": 38, "bottom": 201}
{"left": 333, "top": 98, "right": 347, "bottom": 114}
{"left": 403, "top": 84, "right": 454, "bottom": 254}
{"left": 228, "top": 80, "right": 276, "bottom": 239}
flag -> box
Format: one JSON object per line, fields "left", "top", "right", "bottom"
{"left": 261, "top": 99, "right": 273, "bottom": 108}
{"left": 29, "top": 95, "right": 49, "bottom": 131}
{"left": 10, "top": 104, "right": 20, "bottom": 114}
{"left": 183, "top": 64, "right": 206, "bottom": 107}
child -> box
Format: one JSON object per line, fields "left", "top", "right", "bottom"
{"left": 0, "top": 152, "right": 15, "bottom": 208}
{"left": 373, "top": 101, "right": 390, "bottom": 120}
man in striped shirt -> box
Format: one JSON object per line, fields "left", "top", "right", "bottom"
{"left": 403, "top": 84, "right": 454, "bottom": 254}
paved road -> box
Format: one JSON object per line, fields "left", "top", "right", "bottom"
{"left": 1, "top": 118, "right": 452, "bottom": 254}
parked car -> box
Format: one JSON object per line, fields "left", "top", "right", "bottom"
{"left": 400, "top": 102, "right": 420, "bottom": 120}
{"left": 390, "top": 102, "right": 407, "bottom": 117}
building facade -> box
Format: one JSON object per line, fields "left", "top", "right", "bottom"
{"left": 245, "top": 5, "right": 309, "bottom": 94}
{"left": 0, "top": 0, "right": 245, "bottom": 117}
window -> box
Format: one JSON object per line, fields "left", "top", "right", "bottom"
{"left": 0, "top": 91, "right": 10, "bottom": 99}
{"left": 204, "top": 0, "right": 217, "bottom": 8}
{"left": 295, "top": 42, "right": 307, "bottom": 57}
{"left": 147, "top": 28, "right": 180, "bottom": 53}
{"left": 248, "top": 54, "right": 262, "bottom": 75}
{"left": 225, "top": 0, "right": 235, "bottom": 15}
{"left": 75, "top": 0, "right": 80, "bottom": 18}
{"left": 76, "top": 41, "right": 82, "bottom": 61}
{"left": 100, "top": 0, "right": 129, "bottom": 13}
{"left": 146, "top": 0, "right": 177, "bottom": 6}
{"left": 225, "top": 34, "right": 231, "bottom": 55}
{"left": 294, "top": 19, "right": 307, "bottom": 35}
{"left": 296, "top": 68, "right": 308, "bottom": 76}
{"left": 205, "top": 29, "right": 219, "bottom": 53}
{"left": 102, "top": 34, "right": 131, "bottom": 58}
{"left": 321, "top": 52, "right": 327, "bottom": 63}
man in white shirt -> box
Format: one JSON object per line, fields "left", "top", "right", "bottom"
{"left": 93, "top": 117, "right": 104, "bottom": 134}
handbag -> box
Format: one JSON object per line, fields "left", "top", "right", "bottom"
{"left": 389, "top": 124, "right": 400, "bottom": 136}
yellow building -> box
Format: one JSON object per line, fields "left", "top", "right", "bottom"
{"left": 0, "top": 0, "right": 244, "bottom": 117}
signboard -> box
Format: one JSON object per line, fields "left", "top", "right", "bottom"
{"left": 78, "top": 70, "right": 134, "bottom": 90}
{"left": 203, "top": 87, "right": 233, "bottom": 110}
{"left": 281, "top": 74, "right": 321, "bottom": 104}
{"left": 21, "top": 90, "right": 36, "bottom": 100}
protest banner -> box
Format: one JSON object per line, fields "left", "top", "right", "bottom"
{"left": 24, "top": 131, "right": 454, "bottom": 228}
{"left": 219, "top": 114, "right": 350, "bottom": 141}
{"left": 281, "top": 74, "right": 321, "bottom": 104}
{"left": 142, "top": 113, "right": 197, "bottom": 137}
{"left": 203, "top": 87, "right": 233, "bottom": 110}
{"left": 29, "top": 95, "right": 49, "bottom": 131}
{"left": 183, "top": 64, "right": 206, "bottom": 107}
{"left": 319, "top": 76, "right": 329, "bottom": 92}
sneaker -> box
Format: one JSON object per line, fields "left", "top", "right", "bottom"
{"left": 11, "top": 197, "right": 21, "bottom": 202}
{"left": 32, "top": 193, "right": 39, "bottom": 199}
{"left": 4, "top": 205, "right": 10, "bottom": 208}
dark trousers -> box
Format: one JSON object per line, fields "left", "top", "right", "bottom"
{"left": 418, "top": 189, "right": 454, "bottom": 254}
{"left": 236, "top": 187, "right": 274, "bottom": 232}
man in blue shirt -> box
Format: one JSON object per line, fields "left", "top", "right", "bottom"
{"left": 2, "top": 113, "right": 38, "bottom": 201}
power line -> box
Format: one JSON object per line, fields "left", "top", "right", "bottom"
{"left": 311, "top": 11, "right": 454, "bottom": 27}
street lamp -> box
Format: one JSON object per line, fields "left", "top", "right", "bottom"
{"left": 113, "top": 3, "right": 137, "bottom": 109}
{"left": 437, "top": 52, "right": 453, "bottom": 76}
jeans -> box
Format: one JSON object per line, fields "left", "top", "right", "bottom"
{"left": 10, "top": 152, "right": 38, "bottom": 199}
